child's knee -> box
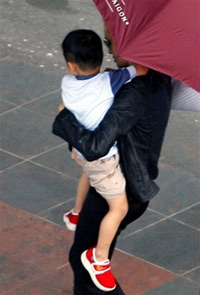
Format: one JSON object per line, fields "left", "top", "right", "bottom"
{"left": 117, "top": 198, "right": 128, "bottom": 219}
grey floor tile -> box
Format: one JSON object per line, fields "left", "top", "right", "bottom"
{"left": 0, "top": 150, "right": 23, "bottom": 171}
{"left": 0, "top": 59, "right": 61, "bottom": 105}
{"left": 184, "top": 267, "right": 200, "bottom": 284}
{"left": 39, "top": 199, "right": 76, "bottom": 226}
{"left": 0, "top": 108, "right": 61, "bottom": 158}
{"left": 0, "top": 98, "right": 17, "bottom": 114}
{"left": 119, "top": 208, "right": 165, "bottom": 239}
{"left": 150, "top": 163, "right": 200, "bottom": 215}
{"left": 173, "top": 204, "right": 200, "bottom": 229}
{"left": 161, "top": 110, "right": 200, "bottom": 157}
{"left": 161, "top": 141, "right": 200, "bottom": 178}
{"left": 23, "top": 91, "right": 61, "bottom": 119}
{"left": 0, "top": 161, "right": 77, "bottom": 214}
{"left": 0, "top": 49, "right": 9, "bottom": 59}
{"left": 142, "top": 277, "right": 200, "bottom": 295}
{"left": 117, "top": 219, "right": 200, "bottom": 274}
{"left": 31, "top": 145, "right": 82, "bottom": 179}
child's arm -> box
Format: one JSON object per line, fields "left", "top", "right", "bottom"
{"left": 108, "top": 66, "right": 137, "bottom": 95}
{"left": 108, "top": 65, "right": 149, "bottom": 95}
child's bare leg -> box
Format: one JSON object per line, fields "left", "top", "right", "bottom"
{"left": 73, "top": 171, "right": 90, "bottom": 213}
{"left": 95, "top": 193, "right": 128, "bottom": 262}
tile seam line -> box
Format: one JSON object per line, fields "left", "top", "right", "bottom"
{"left": 170, "top": 217, "right": 200, "bottom": 231}
{"left": 28, "top": 159, "right": 80, "bottom": 181}
{"left": 0, "top": 148, "right": 26, "bottom": 160}
{"left": 0, "top": 97, "right": 17, "bottom": 106}
{"left": 0, "top": 88, "right": 60, "bottom": 117}
{"left": 148, "top": 202, "right": 200, "bottom": 218}
{"left": 116, "top": 248, "right": 200, "bottom": 284}
{"left": 37, "top": 197, "right": 75, "bottom": 215}
{"left": 31, "top": 213, "right": 68, "bottom": 228}
{"left": 0, "top": 159, "right": 27, "bottom": 174}
{"left": 0, "top": 202, "right": 68, "bottom": 229}
{"left": 121, "top": 216, "right": 169, "bottom": 238}
{"left": 3, "top": 263, "right": 70, "bottom": 294}
{"left": 0, "top": 157, "right": 79, "bottom": 181}
{"left": 0, "top": 144, "right": 67, "bottom": 174}
{"left": 0, "top": 142, "right": 67, "bottom": 161}
{"left": 115, "top": 247, "right": 178, "bottom": 276}
{"left": 3, "top": 273, "right": 48, "bottom": 294}
{"left": 147, "top": 207, "right": 167, "bottom": 217}
{"left": 121, "top": 202, "right": 200, "bottom": 238}
{"left": 181, "top": 265, "right": 200, "bottom": 276}
{"left": 160, "top": 140, "right": 200, "bottom": 160}
{"left": 158, "top": 161, "right": 200, "bottom": 179}
{"left": 57, "top": 262, "right": 70, "bottom": 270}
{"left": 27, "top": 142, "right": 67, "bottom": 160}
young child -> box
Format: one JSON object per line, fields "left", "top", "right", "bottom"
{"left": 60, "top": 29, "right": 138, "bottom": 292}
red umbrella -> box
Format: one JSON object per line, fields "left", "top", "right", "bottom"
{"left": 93, "top": 0, "right": 200, "bottom": 93}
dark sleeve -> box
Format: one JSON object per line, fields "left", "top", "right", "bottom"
{"left": 52, "top": 79, "right": 146, "bottom": 161}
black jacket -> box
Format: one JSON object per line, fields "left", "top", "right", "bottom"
{"left": 52, "top": 70, "right": 172, "bottom": 203}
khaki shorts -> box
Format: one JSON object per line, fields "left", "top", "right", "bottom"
{"left": 79, "top": 153, "right": 126, "bottom": 200}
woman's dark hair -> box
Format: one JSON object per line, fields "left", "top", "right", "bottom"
{"left": 62, "top": 29, "right": 103, "bottom": 71}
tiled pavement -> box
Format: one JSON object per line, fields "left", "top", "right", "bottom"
{"left": 0, "top": 1, "right": 200, "bottom": 294}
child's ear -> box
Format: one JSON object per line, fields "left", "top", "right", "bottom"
{"left": 67, "top": 61, "right": 78, "bottom": 73}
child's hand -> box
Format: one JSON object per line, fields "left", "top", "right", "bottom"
{"left": 104, "top": 67, "right": 115, "bottom": 72}
{"left": 58, "top": 103, "right": 65, "bottom": 112}
{"left": 134, "top": 64, "right": 149, "bottom": 76}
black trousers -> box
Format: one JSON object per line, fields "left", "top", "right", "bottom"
{"left": 69, "top": 187, "right": 149, "bottom": 295}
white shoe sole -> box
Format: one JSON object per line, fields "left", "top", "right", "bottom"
{"left": 63, "top": 214, "right": 76, "bottom": 231}
{"left": 81, "top": 250, "right": 116, "bottom": 292}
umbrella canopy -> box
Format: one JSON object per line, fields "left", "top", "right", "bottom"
{"left": 93, "top": 0, "right": 200, "bottom": 93}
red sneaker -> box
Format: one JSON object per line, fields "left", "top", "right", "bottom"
{"left": 63, "top": 209, "right": 80, "bottom": 231}
{"left": 81, "top": 247, "right": 116, "bottom": 291}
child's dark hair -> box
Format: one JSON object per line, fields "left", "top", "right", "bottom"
{"left": 62, "top": 29, "right": 103, "bottom": 71}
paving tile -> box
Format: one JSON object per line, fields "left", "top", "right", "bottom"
{"left": 119, "top": 209, "right": 164, "bottom": 239}
{"left": 0, "top": 99, "right": 17, "bottom": 114}
{"left": 0, "top": 256, "right": 44, "bottom": 293}
{"left": 117, "top": 219, "right": 200, "bottom": 274}
{"left": 0, "top": 50, "right": 9, "bottom": 60}
{"left": 111, "top": 250, "right": 176, "bottom": 295}
{"left": 0, "top": 162, "right": 77, "bottom": 214}
{"left": 161, "top": 141, "right": 200, "bottom": 178}
{"left": 184, "top": 267, "right": 200, "bottom": 284}
{"left": 0, "top": 150, "right": 23, "bottom": 172}
{"left": 5, "top": 266, "right": 73, "bottom": 295}
{"left": 0, "top": 108, "right": 61, "bottom": 158}
{"left": 23, "top": 90, "right": 61, "bottom": 119}
{"left": 150, "top": 162, "right": 200, "bottom": 215}
{"left": 173, "top": 204, "right": 200, "bottom": 229}
{"left": 39, "top": 199, "right": 76, "bottom": 227}
{"left": 31, "top": 145, "right": 82, "bottom": 179}
{"left": 0, "top": 58, "right": 61, "bottom": 105}
{"left": 141, "top": 277, "right": 200, "bottom": 295}
{"left": 161, "top": 110, "right": 200, "bottom": 157}
{"left": 0, "top": 203, "right": 74, "bottom": 294}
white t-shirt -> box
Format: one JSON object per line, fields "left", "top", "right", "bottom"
{"left": 62, "top": 66, "right": 136, "bottom": 159}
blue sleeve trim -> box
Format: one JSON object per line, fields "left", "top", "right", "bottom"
{"left": 109, "top": 69, "right": 131, "bottom": 95}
